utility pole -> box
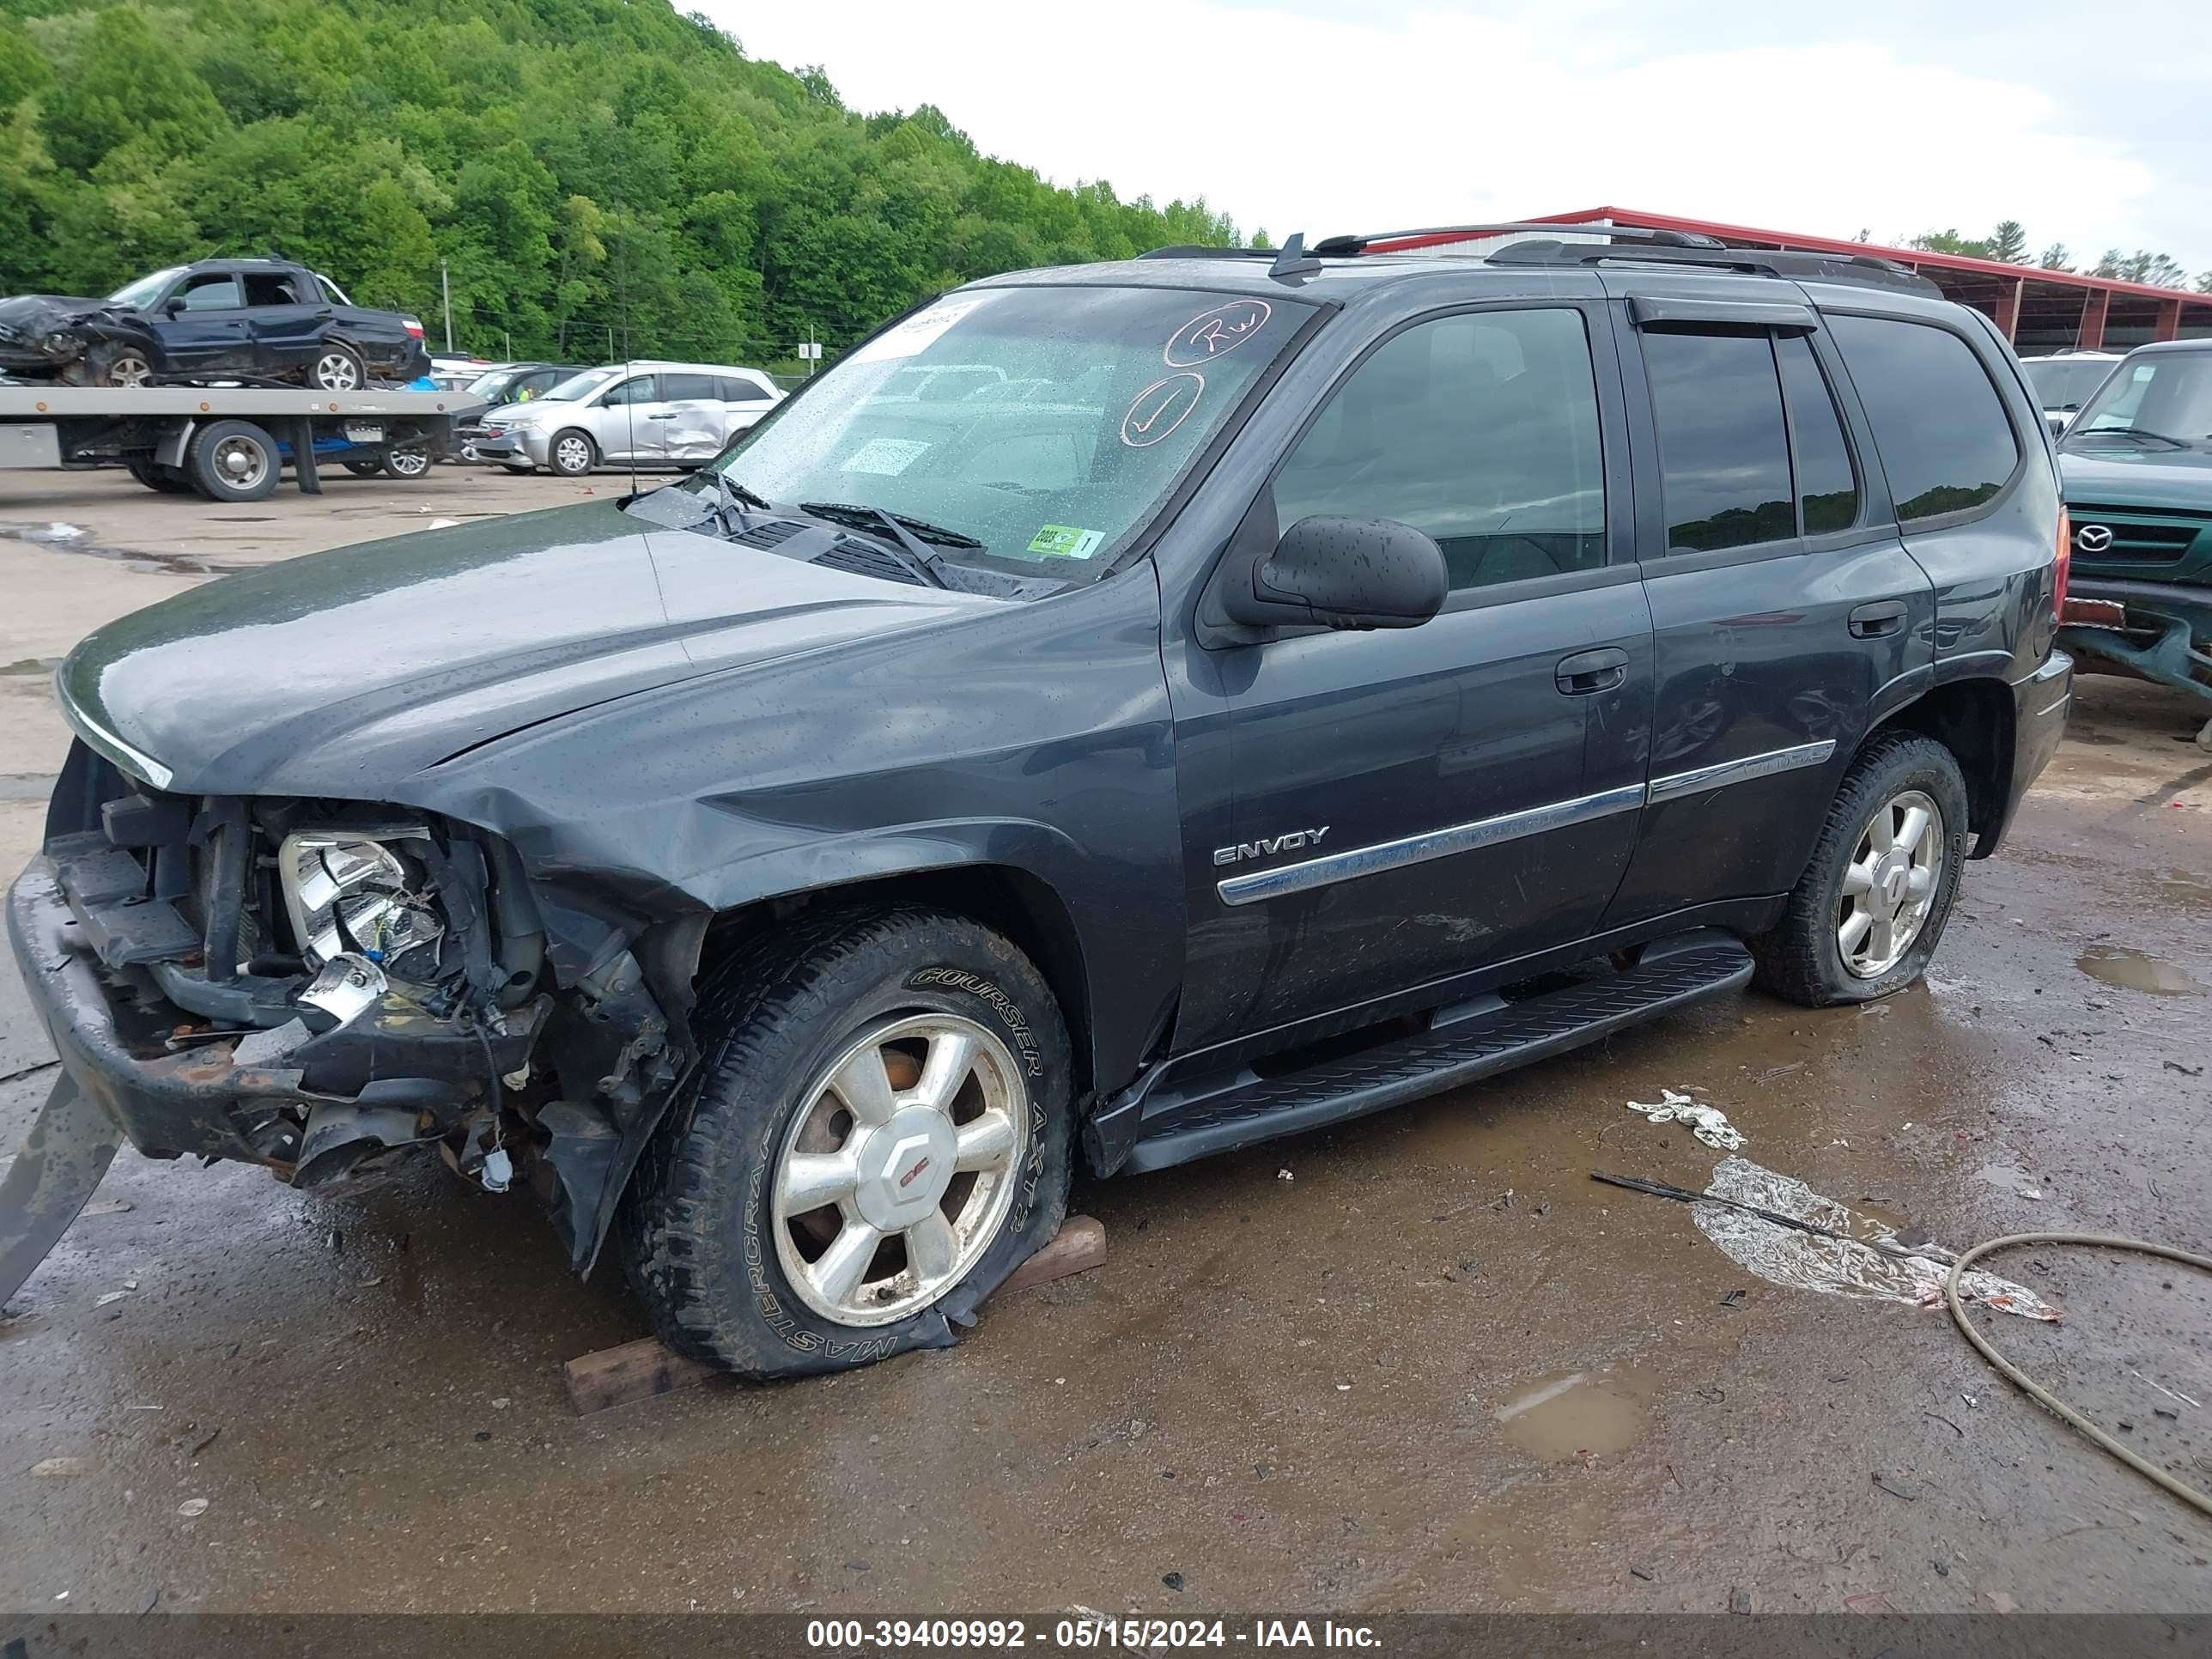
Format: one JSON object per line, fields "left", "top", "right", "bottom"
{"left": 441, "top": 260, "right": 454, "bottom": 355}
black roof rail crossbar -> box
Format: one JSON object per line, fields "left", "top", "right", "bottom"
{"left": 1484, "top": 239, "right": 1943, "bottom": 298}
{"left": 1310, "top": 222, "right": 1728, "bottom": 257}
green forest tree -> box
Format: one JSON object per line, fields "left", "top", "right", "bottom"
{"left": 0, "top": 0, "right": 1243, "bottom": 364}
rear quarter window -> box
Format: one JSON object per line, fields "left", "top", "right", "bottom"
{"left": 1829, "top": 313, "right": 2020, "bottom": 523}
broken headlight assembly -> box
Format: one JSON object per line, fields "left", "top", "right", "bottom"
{"left": 278, "top": 828, "right": 448, "bottom": 984}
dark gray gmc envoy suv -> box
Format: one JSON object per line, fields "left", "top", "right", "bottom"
{"left": 4, "top": 226, "right": 2073, "bottom": 1376}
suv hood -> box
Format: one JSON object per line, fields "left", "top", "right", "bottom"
{"left": 2059, "top": 446, "right": 2212, "bottom": 511}
{"left": 58, "top": 501, "right": 994, "bottom": 796}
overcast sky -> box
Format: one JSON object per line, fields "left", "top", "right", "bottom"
{"left": 707, "top": 0, "right": 2210, "bottom": 275}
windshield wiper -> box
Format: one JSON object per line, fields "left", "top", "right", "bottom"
{"left": 799, "top": 501, "right": 986, "bottom": 550}
{"left": 707, "top": 472, "right": 774, "bottom": 534}
{"left": 2076, "top": 426, "right": 2192, "bottom": 449}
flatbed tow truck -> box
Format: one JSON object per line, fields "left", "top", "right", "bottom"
{"left": 0, "top": 382, "right": 462, "bottom": 502}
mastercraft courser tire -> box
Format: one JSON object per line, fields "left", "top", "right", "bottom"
{"left": 1750, "top": 731, "right": 1971, "bottom": 1007}
{"left": 622, "top": 907, "right": 1074, "bottom": 1379}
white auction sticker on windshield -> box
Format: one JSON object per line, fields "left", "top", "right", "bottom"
{"left": 849, "top": 296, "right": 988, "bottom": 364}
{"left": 843, "top": 437, "right": 929, "bottom": 476}
{"left": 1025, "top": 524, "right": 1106, "bottom": 559}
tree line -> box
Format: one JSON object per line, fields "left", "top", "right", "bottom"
{"left": 1896, "top": 221, "right": 2209, "bottom": 292}
{"left": 0, "top": 0, "right": 1247, "bottom": 368}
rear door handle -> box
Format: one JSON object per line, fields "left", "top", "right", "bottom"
{"left": 1555, "top": 646, "right": 1628, "bottom": 695}
{"left": 1849, "top": 600, "right": 1907, "bottom": 638}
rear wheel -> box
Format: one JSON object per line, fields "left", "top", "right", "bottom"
{"left": 183, "top": 418, "right": 280, "bottom": 503}
{"left": 623, "top": 908, "right": 1073, "bottom": 1378}
{"left": 1751, "top": 732, "right": 1969, "bottom": 1006}
{"left": 342, "top": 459, "right": 384, "bottom": 478}
{"left": 308, "top": 344, "right": 365, "bottom": 392}
{"left": 381, "top": 443, "right": 431, "bottom": 480}
{"left": 125, "top": 458, "right": 191, "bottom": 494}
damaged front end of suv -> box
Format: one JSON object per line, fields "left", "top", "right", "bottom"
{"left": 0, "top": 295, "right": 156, "bottom": 386}
{"left": 11, "top": 738, "right": 696, "bottom": 1270}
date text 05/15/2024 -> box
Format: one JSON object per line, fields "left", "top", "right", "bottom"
{"left": 805, "top": 1619, "right": 1382, "bottom": 1650}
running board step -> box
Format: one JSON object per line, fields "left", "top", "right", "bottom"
{"left": 1121, "top": 931, "right": 1754, "bottom": 1175}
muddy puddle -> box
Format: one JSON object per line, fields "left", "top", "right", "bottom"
{"left": 2075, "top": 945, "right": 2203, "bottom": 997}
{"left": 1, "top": 520, "right": 247, "bottom": 576}
{"left": 1492, "top": 1366, "right": 1650, "bottom": 1461}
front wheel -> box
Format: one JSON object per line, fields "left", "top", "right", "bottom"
{"left": 547, "top": 428, "right": 596, "bottom": 477}
{"left": 623, "top": 908, "right": 1073, "bottom": 1378}
{"left": 1751, "top": 732, "right": 1970, "bottom": 1006}
{"left": 381, "top": 443, "right": 430, "bottom": 480}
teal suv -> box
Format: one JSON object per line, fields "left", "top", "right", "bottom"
{"left": 2057, "top": 340, "right": 2212, "bottom": 716}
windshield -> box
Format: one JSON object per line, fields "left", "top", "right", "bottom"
{"left": 706, "top": 284, "right": 1314, "bottom": 580}
{"left": 466, "top": 368, "right": 525, "bottom": 400}
{"left": 544, "top": 366, "right": 622, "bottom": 404}
{"left": 2066, "top": 352, "right": 2212, "bottom": 450}
{"left": 2024, "top": 357, "right": 2117, "bottom": 411}
{"left": 107, "top": 268, "right": 182, "bottom": 309}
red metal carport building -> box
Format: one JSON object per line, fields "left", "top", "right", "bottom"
{"left": 1381, "top": 207, "right": 2212, "bottom": 356}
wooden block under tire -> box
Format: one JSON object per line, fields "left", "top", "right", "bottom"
{"left": 562, "top": 1215, "right": 1106, "bottom": 1415}
{"left": 996, "top": 1213, "right": 1107, "bottom": 1297}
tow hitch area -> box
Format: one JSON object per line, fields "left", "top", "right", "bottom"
{"left": 0, "top": 1072, "right": 119, "bottom": 1309}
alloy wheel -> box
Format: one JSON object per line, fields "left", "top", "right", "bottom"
{"left": 771, "top": 1014, "right": 1028, "bottom": 1327}
{"left": 106, "top": 353, "right": 154, "bottom": 388}
{"left": 554, "top": 434, "right": 592, "bottom": 474}
{"left": 313, "top": 351, "right": 362, "bottom": 391}
{"left": 1837, "top": 787, "right": 1943, "bottom": 977}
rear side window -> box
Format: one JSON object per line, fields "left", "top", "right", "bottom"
{"left": 1644, "top": 330, "right": 1794, "bottom": 553}
{"left": 718, "top": 375, "right": 771, "bottom": 403}
{"left": 1272, "top": 307, "right": 1607, "bottom": 592}
{"left": 1776, "top": 336, "right": 1858, "bottom": 534}
{"left": 241, "top": 273, "right": 305, "bottom": 307}
{"left": 1828, "top": 314, "right": 2019, "bottom": 522}
{"left": 661, "top": 372, "right": 716, "bottom": 400}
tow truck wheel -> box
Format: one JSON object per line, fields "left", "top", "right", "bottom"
{"left": 1750, "top": 732, "right": 1969, "bottom": 1006}
{"left": 309, "top": 345, "right": 366, "bottom": 392}
{"left": 623, "top": 908, "right": 1073, "bottom": 1378}
{"left": 125, "top": 458, "right": 192, "bottom": 494}
{"left": 183, "top": 418, "right": 280, "bottom": 503}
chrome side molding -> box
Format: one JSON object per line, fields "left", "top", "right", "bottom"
{"left": 1217, "top": 738, "right": 1838, "bottom": 906}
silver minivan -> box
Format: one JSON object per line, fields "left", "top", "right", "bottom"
{"left": 476, "top": 360, "right": 784, "bottom": 476}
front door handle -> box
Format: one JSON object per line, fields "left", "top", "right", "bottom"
{"left": 1849, "top": 600, "right": 1907, "bottom": 638}
{"left": 1555, "top": 646, "right": 1628, "bottom": 695}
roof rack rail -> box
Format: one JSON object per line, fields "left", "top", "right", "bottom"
{"left": 1311, "top": 223, "right": 1728, "bottom": 257}
{"left": 1484, "top": 238, "right": 1943, "bottom": 297}
{"left": 1137, "top": 245, "right": 1278, "bottom": 261}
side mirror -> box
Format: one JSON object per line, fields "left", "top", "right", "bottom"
{"left": 1221, "top": 515, "right": 1449, "bottom": 631}
{"left": 161, "top": 298, "right": 187, "bottom": 318}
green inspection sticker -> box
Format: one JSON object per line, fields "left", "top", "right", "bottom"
{"left": 1025, "top": 524, "right": 1107, "bottom": 559}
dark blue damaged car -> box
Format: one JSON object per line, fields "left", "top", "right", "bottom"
{"left": 4, "top": 228, "right": 2070, "bottom": 1376}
